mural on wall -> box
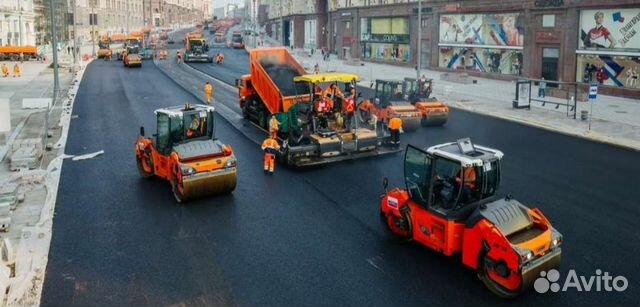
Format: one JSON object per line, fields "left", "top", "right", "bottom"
{"left": 579, "top": 9, "right": 640, "bottom": 50}
{"left": 439, "top": 47, "right": 523, "bottom": 75}
{"left": 576, "top": 55, "right": 640, "bottom": 88}
{"left": 439, "top": 13, "right": 524, "bottom": 47}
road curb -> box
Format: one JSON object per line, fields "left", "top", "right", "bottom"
{"left": 447, "top": 102, "right": 640, "bottom": 152}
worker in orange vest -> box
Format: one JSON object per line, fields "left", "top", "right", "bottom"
{"left": 2, "top": 63, "right": 9, "bottom": 77}
{"left": 12, "top": 63, "right": 21, "bottom": 77}
{"left": 269, "top": 115, "right": 280, "bottom": 139}
{"left": 388, "top": 116, "right": 402, "bottom": 147}
{"left": 456, "top": 166, "right": 477, "bottom": 203}
{"left": 176, "top": 50, "right": 182, "bottom": 64}
{"left": 342, "top": 89, "right": 356, "bottom": 131}
{"left": 204, "top": 81, "right": 214, "bottom": 104}
{"left": 261, "top": 136, "right": 280, "bottom": 174}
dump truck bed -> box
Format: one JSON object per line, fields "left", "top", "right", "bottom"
{"left": 249, "top": 48, "right": 309, "bottom": 114}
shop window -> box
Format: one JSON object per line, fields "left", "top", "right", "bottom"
{"left": 542, "top": 15, "right": 555, "bottom": 28}
{"left": 345, "top": 21, "right": 351, "bottom": 29}
{"left": 439, "top": 47, "right": 523, "bottom": 75}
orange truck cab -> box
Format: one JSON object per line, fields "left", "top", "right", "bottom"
{"left": 380, "top": 138, "right": 562, "bottom": 298}
{"left": 135, "top": 104, "right": 237, "bottom": 202}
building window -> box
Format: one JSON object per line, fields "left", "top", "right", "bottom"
{"left": 542, "top": 14, "right": 555, "bottom": 27}
{"left": 360, "top": 17, "right": 411, "bottom": 62}
{"left": 345, "top": 21, "right": 350, "bottom": 29}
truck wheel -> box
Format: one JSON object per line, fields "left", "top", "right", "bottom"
{"left": 242, "top": 101, "right": 250, "bottom": 119}
{"left": 380, "top": 211, "right": 412, "bottom": 242}
{"left": 478, "top": 254, "right": 520, "bottom": 299}
{"left": 10, "top": 54, "right": 18, "bottom": 61}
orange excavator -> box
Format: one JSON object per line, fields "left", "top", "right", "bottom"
{"left": 135, "top": 104, "right": 237, "bottom": 202}
{"left": 380, "top": 138, "right": 562, "bottom": 298}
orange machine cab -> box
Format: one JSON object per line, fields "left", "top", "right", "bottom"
{"left": 380, "top": 139, "right": 562, "bottom": 298}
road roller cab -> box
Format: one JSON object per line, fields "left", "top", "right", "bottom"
{"left": 135, "top": 104, "right": 237, "bottom": 203}
{"left": 373, "top": 79, "right": 422, "bottom": 132}
{"left": 380, "top": 138, "right": 562, "bottom": 298}
{"left": 403, "top": 77, "right": 449, "bottom": 126}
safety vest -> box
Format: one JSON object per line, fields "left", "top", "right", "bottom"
{"left": 343, "top": 97, "right": 355, "bottom": 113}
{"left": 389, "top": 117, "right": 402, "bottom": 130}
{"left": 261, "top": 138, "right": 280, "bottom": 151}
{"left": 205, "top": 84, "right": 213, "bottom": 94}
{"left": 316, "top": 99, "right": 331, "bottom": 113}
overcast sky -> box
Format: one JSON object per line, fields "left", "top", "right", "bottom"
{"left": 212, "top": 0, "right": 244, "bottom": 10}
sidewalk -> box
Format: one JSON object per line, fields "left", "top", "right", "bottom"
{"left": 0, "top": 55, "right": 90, "bottom": 305}
{"left": 254, "top": 35, "right": 640, "bottom": 151}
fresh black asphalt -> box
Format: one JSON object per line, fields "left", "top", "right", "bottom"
{"left": 40, "top": 48, "right": 640, "bottom": 306}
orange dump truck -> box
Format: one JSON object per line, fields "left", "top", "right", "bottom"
{"left": 236, "top": 47, "right": 397, "bottom": 166}
{"left": 0, "top": 46, "right": 37, "bottom": 61}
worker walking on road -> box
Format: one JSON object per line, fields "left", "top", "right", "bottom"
{"left": 12, "top": 63, "right": 21, "bottom": 78}
{"left": 204, "top": 81, "right": 214, "bottom": 104}
{"left": 388, "top": 116, "right": 402, "bottom": 147}
{"left": 2, "top": 63, "right": 9, "bottom": 78}
{"left": 261, "top": 136, "right": 280, "bottom": 175}
{"left": 269, "top": 115, "right": 280, "bottom": 139}
{"left": 177, "top": 50, "right": 182, "bottom": 64}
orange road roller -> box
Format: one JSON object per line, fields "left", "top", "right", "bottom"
{"left": 380, "top": 138, "right": 562, "bottom": 298}
{"left": 135, "top": 104, "right": 237, "bottom": 202}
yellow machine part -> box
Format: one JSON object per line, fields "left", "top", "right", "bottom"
{"left": 415, "top": 101, "right": 449, "bottom": 126}
{"left": 180, "top": 167, "right": 237, "bottom": 200}
{"left": 389, "top": 105, "right": 422, "bottom": 132}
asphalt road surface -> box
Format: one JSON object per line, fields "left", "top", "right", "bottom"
{"left": 41, "top": 50, "right": 639, "bottom": 306}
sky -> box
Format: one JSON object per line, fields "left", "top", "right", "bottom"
{"left": 212, "top": 0, "right": 244, "bottom": 10}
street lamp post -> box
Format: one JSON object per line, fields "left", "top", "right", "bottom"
{"left": 73, "top": 0, "right": 78, "bottom": 66}
{"left": 47, "top": 0, "right": 61, "bottom": 147}
{"left": 416, "top": 0, "right": 422, "bottom": 80}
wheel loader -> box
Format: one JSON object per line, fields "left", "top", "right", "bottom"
{"left": 135, "top": 104, "right": 237, "bottom": 203}
{"left": 403, "top": 77, "right": 449, "bottom": 126}
{"left": 380, "top": 138, "right": 562, "bottom": 298}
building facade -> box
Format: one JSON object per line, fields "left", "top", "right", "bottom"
{"left": 262, "top": 0, "right": 327, "bottom": 49}
{"left": 33, "top": 0, "right": 69, "bottom": 45}
{"left": 144, "top": 0, "right": 165, "bottom": 27}
{"left": 0, "top": 0, "right": 37, "bottom": 46}
{"left": 263, "top": 0, "right": 640, "bottom": 97}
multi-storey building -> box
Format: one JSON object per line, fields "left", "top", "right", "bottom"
{"left": 263, "top": 0, "right": 640, "bottom": 97}
{"left": 0, "top": 0, "right": 37, "bottom": 46}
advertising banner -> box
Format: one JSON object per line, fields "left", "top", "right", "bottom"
{"left": 576, "top": 55, "right": 640, "bottom": 89}
{"left": 579, "top": 9, "right": 640, "bottom": 50}
{"left": 439, "top": 13, "right": 524, "bottom": 47}
{"left": 439, "top": 47, "right": 523, "bottom": 75}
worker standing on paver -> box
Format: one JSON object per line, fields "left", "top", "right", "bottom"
{"left": 342, "top": 89, "right": 356, "bottom": 131}
{"left": 2, "top": 63, "right": 9, "bottom": 77}
{"left": 269, "top": 115, "right": 280, "bottom": 139}
{"left": 204, "top": 81, "right": 214, "bottom": 104}
{"left": 261, "top": 136, "right": 280, "bottom": 175}
{"left": 12, "top": 63, "right": 21, "bottom": 78}
{"left": 388, "top": 116, "right": 402, "bottom": 147}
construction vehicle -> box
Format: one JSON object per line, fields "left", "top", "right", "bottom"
{"left": 96, "top": 36, "right": 111, "bottom": 58}
{"left": 184, "top": 33, "right": 212, "bottom": 63}
{"left": 371, "top": 79, "right": 423, "bottom": 132}
{"left": 231, "top": 31, "right": 244, "bottom": 49}
{"left": 136, "top": 104, "right": 237, "bottom": 202}
{"left": 403, "top": 77, "right": 449, "bottom": 126}
{"left": 213, "top": 32, "right": 225, "bottom": 44}
{"left": 110, "top": 34, "right": 126, "bottom": 60}
{"left": 0, "top": 46, "right": 37, "bottom": 61}
{"left": 123, "top": 46, "right": 142, "bottom": 67}
{"left": 380, "top": 138, "right": 562, "bottom": 298}
{"left": 237, "top": 47, "right": 397, "bottom": 166}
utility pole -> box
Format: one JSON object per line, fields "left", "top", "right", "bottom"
{"left": 279, "top": 0, "right": 284, "bottom": 46}
{"left": 416, "top": 0, "right": 422, "bottom": 80}
{"left": 47, "top": 0, "right": 61, "bottom": 145}
{"left": 91, "top": 5, "right": 96, "bottom": 57}
{"left": 73, "top": 0, "right": 78, "bottom": 66}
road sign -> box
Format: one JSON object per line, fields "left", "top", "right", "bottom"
{"left": 589, "top": 83, "right": 598, "bottom": 100}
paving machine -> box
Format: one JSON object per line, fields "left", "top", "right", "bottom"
{"left": 96, "top": 36, "right": 111, "bottom": 58}
{"left": 135, "top": 104, "right": 237, "bottom": 203}
{"left": 237, "top": 47, "right": 398, "bottom": 166}
{"left": 184, "top": 34, "right": 212, "bottom": 63}
{"left": 403, "top": 77, "right": 449, "bottom": 126}
{"left": 380, "top": 138, "right": 562, "bottom": 298}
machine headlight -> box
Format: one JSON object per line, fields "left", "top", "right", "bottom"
{"left": 514, "top": 247, "right": 534, "bottom": 262}
{"left": 551, "top": 227, "right": 563, "bottom": 248}
{"left": 225, "top": 156, "right": 237, "bottom": 168}
{"left": 180, "top": 165, "right": 196, "bottom": 175}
